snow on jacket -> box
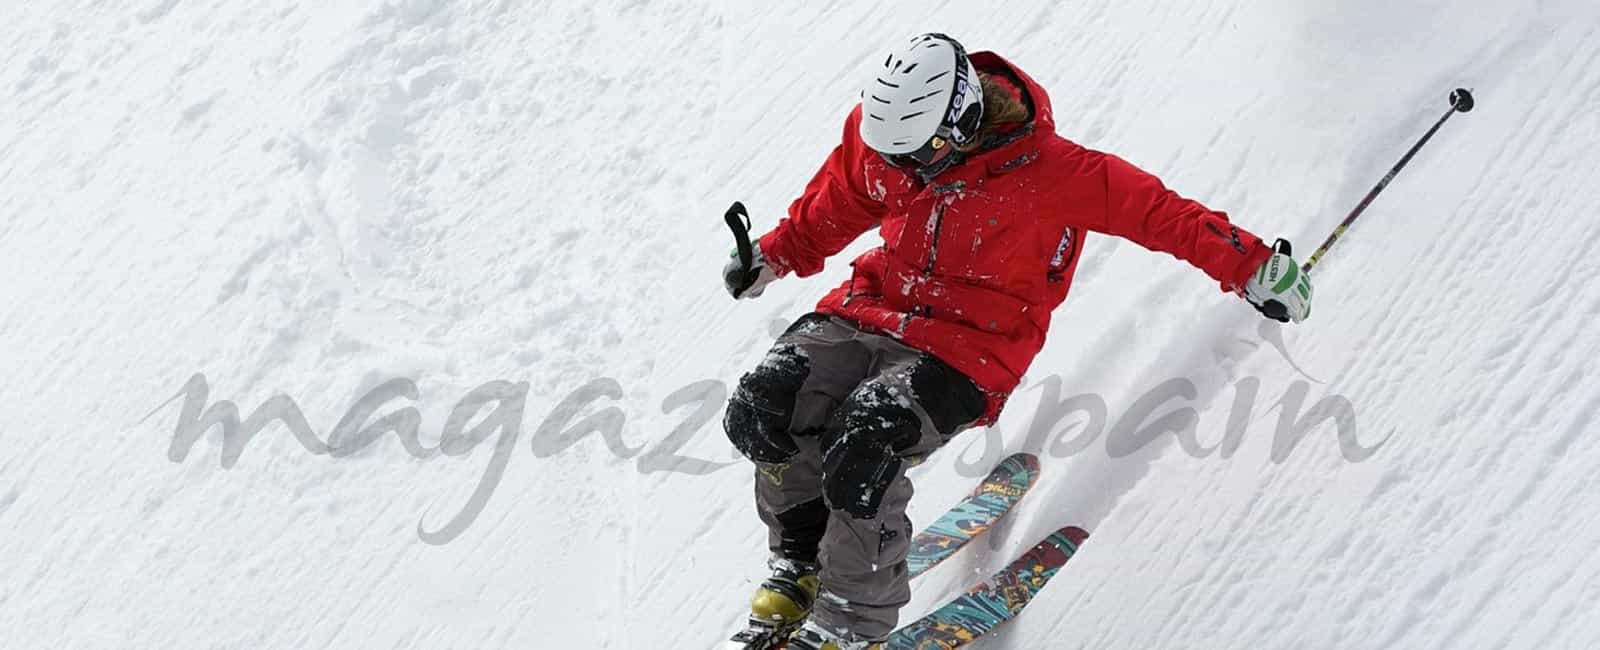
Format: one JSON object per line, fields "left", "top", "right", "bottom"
{"left": 757, "top": 51, "right": 1274, "bottom": 424}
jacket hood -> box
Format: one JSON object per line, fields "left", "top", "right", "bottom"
{"left": 969, "top": 51, "right": 1056, "bottom": 135}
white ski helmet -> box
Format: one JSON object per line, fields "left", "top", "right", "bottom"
{"left": 859, "top": 33, "right": 984, "bottom": 163}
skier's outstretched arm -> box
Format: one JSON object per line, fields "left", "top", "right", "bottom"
{"left": 1086, "top": 152, "right": 1313, "bottom": 322}
{"left": 1088, "top": 152, "right": 1271, "bottom": 288}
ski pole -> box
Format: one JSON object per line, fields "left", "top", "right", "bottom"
{"left": 1302, "top": 88, "right": 1475, "bottom": 273}
{"left": 724, "top": 201, "right": 758, "bottom": 297}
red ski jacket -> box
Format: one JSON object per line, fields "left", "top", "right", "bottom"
{"left": 757, "top": 52, "right": 1273, "bottom": 423}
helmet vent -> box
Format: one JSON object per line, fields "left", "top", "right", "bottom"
{"left": 869, "top": 94, "right": 890, "bottom": 104}
{"left": 867, "top": 114, "right": 885, "bottom": 121}
{"left": 898, "top": 110, "right": 928, "bottom": 121}
{"left": 875, "top": 77, "right": 901, "bottom": 89}
{"left": 903, "top": 62, "right": 919, "bottom": 73}
{"left": 907, "top": 89, "right": 941, "bottom": 104}
{"left": 925, "top": 71, "right": 950, "bottom": 83}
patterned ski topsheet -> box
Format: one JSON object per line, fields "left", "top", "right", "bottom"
{"left": 888, "top": 526, "right": 1090, "bottom": 650}
{"left": 906, "top": 453, "right": 1040, "bottom": 579}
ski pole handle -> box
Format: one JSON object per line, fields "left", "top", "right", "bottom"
{"left": 725, "top": 201, "right": 754, "bottom": 271}
{"left": 724, "top": 201, "right": 757, "bottom": 289}
{"left": 1302, "top": 88, "right": 1475, "bottom": 273}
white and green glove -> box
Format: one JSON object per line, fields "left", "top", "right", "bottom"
{"left": 1243, "top": 239, "right": 1313, "bottom": 323}
{"left": 724, "top": 241, "right": 780, "bottom": 299}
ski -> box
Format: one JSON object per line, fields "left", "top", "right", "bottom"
{"left": 887, "top": 526, "right": 1090, "bottom": 649}
{"left": 728, "top": 453, "right": 1040, "bottom": 649}
{"left": 907, "top": 452, "right": 1040, "bottom": 579}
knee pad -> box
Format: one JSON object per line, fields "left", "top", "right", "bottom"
{"left": 820, "top": 382, "right": 923, "bottom": 519}
{"left": 725, "top": 343, "right": 810, "bottom": 464}
{"left": 907, "top": 355, "right": 987, "bottom": 435}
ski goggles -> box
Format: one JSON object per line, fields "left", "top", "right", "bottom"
{"left": 882, "top": 102, "right": 981, "bottom": 170}
{"left": 887, "top": 134, "right": 954, "bottom": 168}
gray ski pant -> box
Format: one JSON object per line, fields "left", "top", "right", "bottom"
{"left": 724, "top": 313, "right": 986, "bottom": 641}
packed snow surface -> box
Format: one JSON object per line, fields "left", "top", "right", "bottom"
{"left": 3, "top": 1, "right": 1599, "bottom": 648}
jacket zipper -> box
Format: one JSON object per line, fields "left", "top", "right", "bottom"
{"left": 903, "top": 200, "right": 950, "bottom": 329}
{"left": 843, "top": 261, "right": 858, "bottom": 305}
{"left": 925, "top": 202, "right": 948, "bottom": 275}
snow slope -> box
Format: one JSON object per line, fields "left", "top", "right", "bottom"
{"left": 3, "top": 1, "right": 1598, "bottom": 648}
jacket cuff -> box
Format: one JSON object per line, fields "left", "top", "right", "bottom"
{"left": 1225, "top": 241, "right": 1275, "bottom": 293}
{"left": 756, "top": 231, "right": 795, "bottom": 278}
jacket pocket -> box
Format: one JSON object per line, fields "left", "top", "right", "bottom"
{"left": 916, "top": 277, "right": 1030, "bottom": 337}
{"left": 1046, "top": 226, "right": 1081, "bottom": 282}
{"left": 986, "top": 149, "right": 1040, "bottom": 177}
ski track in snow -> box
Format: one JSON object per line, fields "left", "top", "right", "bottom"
{"left": 2, "top": 2, "right": 1598, "bottom": 649}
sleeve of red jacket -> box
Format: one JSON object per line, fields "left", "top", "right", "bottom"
{"left": 756, "top": 106, "right": 887, "bottom": 278}
{"left": 1088, "top": 152, "right": 1273, "bottom": 292}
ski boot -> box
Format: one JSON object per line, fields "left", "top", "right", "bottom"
{"left": 786, "top": 620, "right": 885, "bottom": 650}
{"left": 727, "top": 557, "right": 821, "bottom": 649}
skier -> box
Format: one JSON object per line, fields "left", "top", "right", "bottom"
{"left": 722, "top": 33, "right": 1312, "bottom": 650}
